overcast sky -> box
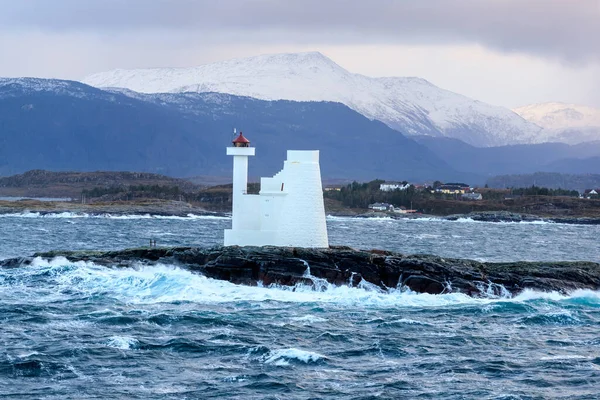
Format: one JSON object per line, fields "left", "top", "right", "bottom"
{"left": 0, "top": 0, "right": 598, "bottom": 108}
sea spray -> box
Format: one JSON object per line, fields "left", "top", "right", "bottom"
{"left": 5, "top": 259, "right": 600, "bottom": 308}
{"left": 0, "top": 212, "right": 230, "bottom": 220}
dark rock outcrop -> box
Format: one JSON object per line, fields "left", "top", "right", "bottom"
{"left": 2, "top": 246, "right": 599, "bottom": 297}
{"left": 445, "top": 211, "right": 600, "bottom": 225}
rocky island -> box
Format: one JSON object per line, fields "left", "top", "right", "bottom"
{"left": 3, "top": 246, "right": 599, "bottom": 298}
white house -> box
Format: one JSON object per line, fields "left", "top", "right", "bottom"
{"left": 224, "top": 132, "right": 329, "bottom": 248}
{"left": 368, "top": 202, "right": 394, "bottom": 211}
{"left": 380, "top": 182, "right": 411, "bottom": 192}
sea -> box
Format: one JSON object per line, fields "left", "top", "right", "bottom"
{"left": 1, "top": 212, "right": 600, "bottom": 399}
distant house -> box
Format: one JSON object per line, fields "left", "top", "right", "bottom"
{"left": 324, "top": 186, "right": 342, "bottom": 192}
{"left": 462, "top": 192, "right": 483, "bottom": 201}
{"left": 379, "top": 182, "right": 411, "bottom": 192}
{"left": 584, "top": 189, "right": 599, "bottom": 199}
{"left": 438, "top": 184, "right": 469, "bottom": 194}
{"left": 368, "top": 202, "right": 394, "bottom": 211}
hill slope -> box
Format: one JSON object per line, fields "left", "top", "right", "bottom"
{"left": 0, "top": 78, "right": 466, "bottom": 182}
{"left": 82, "top": 52, "right": 542, "bottom": 147}
{"left": 414, "top": 136, "right": 600, "bottom": 177}
{"left": 0, "top": 169, "right": 202, "bottom": 198}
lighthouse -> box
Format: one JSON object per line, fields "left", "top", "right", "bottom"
{"left": 224, "top": 132, "right": 329, "bottom": 248}
{"left": 227, "top": 132, "right": 255, "bottom": 231}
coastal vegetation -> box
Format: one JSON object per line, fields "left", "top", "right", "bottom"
{"left": 323, "top": 179, "right": 599, "bottom": 218}
{"left": 1, "top": 171, "right": 599, "bottom": 219}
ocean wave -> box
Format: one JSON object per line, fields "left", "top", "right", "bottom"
{"left": 0, "top": 212, "right": 230, "bottom": 220}
{"left": 262, "top": 348, "right": 326, "bottom": 366}
{"left": 4, "top": 258, "right": 600, "bottom": 310}
{"left": 326, "top": 215, "right": 560, "bottom": 226}
{"left": 106, "top": 336, "right": 139, "bottom": 350}
{"left": 513, "top": 288, "right": 600, "bottom": 305}
{"left": 289, "top": 315, "right": 327, "bottom": 324}
{"left": 378, "top": 318, "right": 433, "bottom": 327}
{"left": 452, "top": 217, "right": 554, "bottom": 225}
{"left": 326, "top": 215, "right": 394, "bottom": 222}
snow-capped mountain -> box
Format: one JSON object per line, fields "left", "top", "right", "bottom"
{"left": 0, "top": 77, "right": 105, "bottom": 99}
{"left": 83, "top": 52, "right": 542, "bottom": 147}
{"left": 513, "top": 102, "right": 600, "bottom": 144}
{"left": 0, "top": 77, "right": 465, "bottom": 181}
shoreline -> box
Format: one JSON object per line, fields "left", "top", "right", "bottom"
{"left": 3, "top": 246, "right": 599, "bottom": 298}
{"left": 2, "top": 199, "right": 600, "bottom": 224}
{"left": 0, "top": 199, "right": 227, "bottom": 219}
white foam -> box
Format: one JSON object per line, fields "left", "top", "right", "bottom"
{"left": 106, "top": 336, "right": 139, "bottom": 350}
{"left": 5, "top": 259, "right": 600, "bottom": 308}
{"left": 326, "top": 215, "right": 394, "bottom": 222}
{"left": 453, "top": 217, "right": 555, "bottom": 225}
{"left": 263, "top": 348, "right": 326, "bottom": 366}
{"left": 0, "top": 212, "right": 230, "bottom": 220}
{"left": 0, "top": 259, "right": 496, "bottom": 307}
{"left": 513, "top": 288, "right": 600, "bottom": 303}
{"left": 454, "top": 217, "right": 477, "bottom": 223}
{"left": 0, "top": 211, "right": 44, "bottom": 218}
{"left": 0, "top": 211, "right": 90, "bottom": 218}
{"left": 380, "top": 318, "right": 432, "bottom": 326}
{"left": 540, "top": 354, "right": 589, "bottom": 361}
{"left": 289, "top": 315, "right": 327, "bottom": 324}
{"left": 100, "top": 213, "right": 230, "bottom": 220}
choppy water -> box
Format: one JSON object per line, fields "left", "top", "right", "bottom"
{"left": 1, "top": 213, "right": 600, "bottom": 398}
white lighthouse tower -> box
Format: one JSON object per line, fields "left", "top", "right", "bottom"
{"left": 226, "top": 131, "right": 255, "bottom": 231}
{"left": 224, "top": 132, "right": 329, "bottom": 248}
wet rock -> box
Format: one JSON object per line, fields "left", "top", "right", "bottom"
{"left": 445, "top": 211, "right": 600, "bottom": 225}
{"left": 2, "top": 246, "right": 600, "bottom": 298}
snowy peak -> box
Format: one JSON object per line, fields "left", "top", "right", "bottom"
{"left": 513, "top": 102, "right": 600, "bottom": 145}
{"left": 513, "top": 102, "right": 600, "bottom": 130}
{"left": 84, "top": 51, "right": 351, "bottom": 101}
{"left": 83, "top": 51, "right": 543, "bottom": 147}
{"left": 0, "top": 77, "right": 86, "bottom": 95}
{"left": 0, "top": 77, "right": 119, "bottom": 102}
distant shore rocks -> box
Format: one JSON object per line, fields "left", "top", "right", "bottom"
{"left": 0, "top": 199, "right": 223, "bottom": 218}
{"left": 444, "top": 211, "right": 600, "bottom": 225}
{"left": 3, "top": 246, "right": 599, "bottom": 298}
{"left": 444, "top": 211, "right": 542, "bottom": 223}
{"left": 2, "top": 200, "right": 600, "bottom": 224}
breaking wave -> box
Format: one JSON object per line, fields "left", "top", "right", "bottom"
{"left": 327, "top": 215, "right": 556, "bottom": 225}
{"left": 0, "top": 212, "right": 230, "bottom": 220}
{"left": 262, "top": 348, "right": 326, "bottom": 366}
{"left": 4, "top": 258, "right": 599, "bottom": 308}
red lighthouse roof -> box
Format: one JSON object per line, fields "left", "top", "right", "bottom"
{"left": 232, "top": 132, "right": 250, "bottom": 144}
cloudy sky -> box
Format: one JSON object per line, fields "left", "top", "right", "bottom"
{"left": 0, "top": 0, "right": 598, "bottom": 108}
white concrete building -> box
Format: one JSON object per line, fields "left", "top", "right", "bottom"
{"left": 380, "top": 182, "right": 411, "bottom": 192}
{"left": 224, "top": 132, "right": 329, "bottom": 248}
{"left": 368, "top": 202, "right": 394, "bottom": 211}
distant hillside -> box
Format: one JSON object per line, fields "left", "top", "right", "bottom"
{"left": 542, "top": 157, "right": 600, "bottom": 175}
{"left": 486, "top": 173, "right": 600, "bottom": 192}
{"left": 414, "top": 136, "right": 600, "bottom": 177}
{"left": 0, "top": 170, "right": 202, "bottom": 198}
{"left": 0, "top": 78, "right": 468, "bottom": 183}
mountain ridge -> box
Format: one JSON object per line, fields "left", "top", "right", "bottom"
{"left": 0, "top": 77, "right": 469, "bottom": 182}
{"left": 513, "top": 102, "right": 600, "bottom": 144}
{"left": 413, "top": 136, "right": 600, "bottom": 178}
{"left": 82, "top": 51, "right": 542, "bottom": 147}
